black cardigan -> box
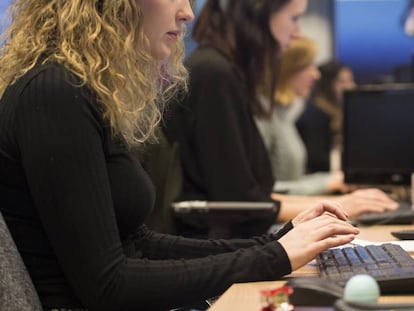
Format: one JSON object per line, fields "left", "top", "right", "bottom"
{"left": 296, "top": 98, "right": 333, "bottom": 173}
{"left": 165, "top": 47, "right": 279, "bottom": 237}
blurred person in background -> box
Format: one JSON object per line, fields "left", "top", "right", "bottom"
{"left": 166, "top": 0, "right": 397, "bottom": 239}
{"left": 297, "top": 60, "right": 356, "bottom": 174}
{"left": 255, "top": 37, "right": 343, "bottom": 195}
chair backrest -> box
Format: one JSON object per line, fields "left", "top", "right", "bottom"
{"left": 0, "top": 212, "right": 43, "bottom": 311}
{"left": 136, "top": 127, "right": 182, "bottom": 234}
{"left": 138, "top": 127, "right": 278, "bottom": 239}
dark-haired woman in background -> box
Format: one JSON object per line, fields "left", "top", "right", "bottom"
{"left": 166, "top": 0, "right": 305, "bottom": 236}
{"left": 297, "top": 60, "right": 356, "bottom": 173}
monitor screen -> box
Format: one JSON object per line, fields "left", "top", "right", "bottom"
{"left": 342, "top": 85, "right": 414, "bottom": 185}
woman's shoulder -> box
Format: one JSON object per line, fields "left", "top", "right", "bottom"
{"left": 24, "top": 62, "right": 80, "bottom": 89}
{"left": 185, "top": 46, "right": 237, "bottom": 77}
{"left": 301, "top": 97, "right": 333, "bottom": 121}
{"left": 9, "top": 62, "right": 101, "bottom": 120}
{"left": 3, "top": 62, "right": 84, "bottom": 103}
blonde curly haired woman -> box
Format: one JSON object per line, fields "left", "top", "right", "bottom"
{"left": 0, "top": 0, "right": 359, "bottom": 310}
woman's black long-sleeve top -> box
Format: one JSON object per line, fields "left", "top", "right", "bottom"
{"left": 164, "top": 47, "right": 279, "bottom": 237}
{"left": 0, "top": 62, "right": 292, "bottom": 311}
{"left": 296, "top": 98, "right": 332, "bottom": 173}
{"left": 165, "top": 47, "right": 277, "bottom": 204}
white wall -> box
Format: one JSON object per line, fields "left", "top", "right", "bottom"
{"left": 300, "top": 0, "right": 334, "bottom": 64}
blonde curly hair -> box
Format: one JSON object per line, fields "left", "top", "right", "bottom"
{"left": 0, "top": 0, "right": 188, "bottom": 145}
{"left": 275, "top": 37, "right": 318, "bottom": 106}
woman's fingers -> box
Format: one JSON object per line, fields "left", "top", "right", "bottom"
{"left": 353, "top": 188, "right": 399, "bottom": 209}
{"left": 292, "top": 200, "right": 348, "bottom": 227}
{"left": 313, "top": 234, "right": 357, "bottom": 253}
{"left": 279, "top": 214, "right": 359, "bottom": 270}
{"left": 319, "top": 200, "right": 349, "bottom": 220}
{"left": 312, "top": 214, "right": 359, "bottom": 239}
{"left": 337, "top": 188, "right": 399, "bottom": 217}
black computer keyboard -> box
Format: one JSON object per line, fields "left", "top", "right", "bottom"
{"left": 356, "top": 201, "right": 414, "bottom": 225}
{"left": 316, "top": 243, "right": 414, "bottom": 294}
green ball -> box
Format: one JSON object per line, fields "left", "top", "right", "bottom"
{"left": 344, "top": 274, "right": 380, "bottom": 304}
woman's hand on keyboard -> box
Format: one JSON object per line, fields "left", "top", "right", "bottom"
{"left": 291, "top": 200, "right": 348, "bottom": 226}
{"left": 278, "top": 201, "right": 360, "bottom": 271}
{"left": 337, "top": 188, "right": 399, "bottom": 217}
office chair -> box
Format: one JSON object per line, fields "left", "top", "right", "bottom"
{"left": 0, "top": 211, "right": 43, "bottom": 311}
{"left": 138, "top": 126, "right": 277, "bottom": 239}
{"left": 136, "top": 126, "right": 182, "bottom": 234}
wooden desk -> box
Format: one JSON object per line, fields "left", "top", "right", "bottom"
{"left": 208, "top": 225, "right": 414, "bottom": 311}
{"left": 355, "top": 224, "right": 414, "bottom": 242}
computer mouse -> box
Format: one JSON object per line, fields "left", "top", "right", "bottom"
{"left": 287, "top": 277, "right": 344, "bottom": 306}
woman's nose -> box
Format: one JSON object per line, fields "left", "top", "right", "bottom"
{"left": 178, "top": 0, "right": 195, "bottom": 23}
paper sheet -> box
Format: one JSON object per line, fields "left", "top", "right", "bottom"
{"left": 348, "top": 238, "right": 414, "bottom": 252}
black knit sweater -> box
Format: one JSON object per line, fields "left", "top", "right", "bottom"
{"left": 0, "top": 62, "right": 291, "bottom": 311}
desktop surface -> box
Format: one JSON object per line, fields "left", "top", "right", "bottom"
{"left": 207, "top": 281, "right": 414, "bottom": 311}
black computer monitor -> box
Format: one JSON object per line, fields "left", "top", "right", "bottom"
{"left": 342, "top": 84, "right": 414, "bottom": 186}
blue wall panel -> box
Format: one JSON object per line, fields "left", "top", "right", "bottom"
{"left": 335, "top": 0, "right": 414, "bottom": 83}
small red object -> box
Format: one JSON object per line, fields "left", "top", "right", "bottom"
{"left": 260, "top": 285, "right": 294, "bottom": 311}
{"left": 261, "top": 285, "right": 293, "bottom": 297}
